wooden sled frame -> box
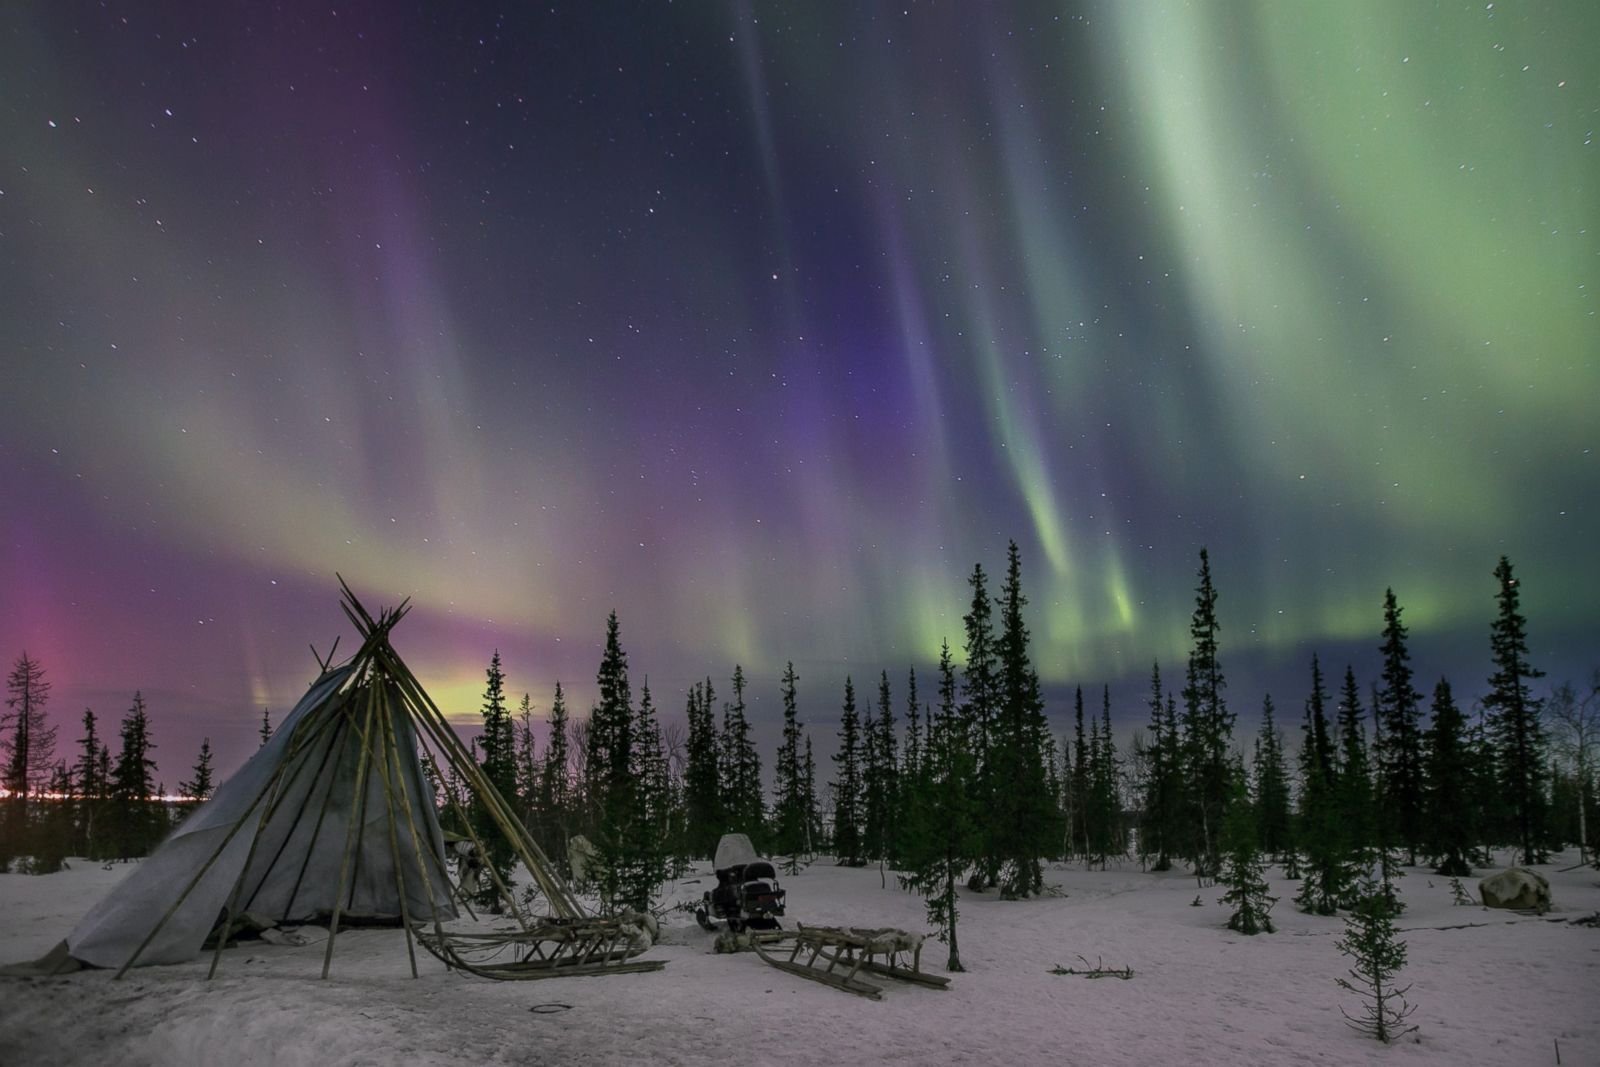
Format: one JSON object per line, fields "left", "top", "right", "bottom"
{"left": 415, "top": 915, "right": 665, "bottom": 981}
{"left": 747, "top": 925, "right": 952, "bottom": 1000}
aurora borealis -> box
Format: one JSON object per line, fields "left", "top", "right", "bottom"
{"left": 2, "top": 2, "right": 1595, "bottom": 782}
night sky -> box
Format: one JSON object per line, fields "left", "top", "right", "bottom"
{"left": 3, "top": 2, "right": 1595, "bottom": 785}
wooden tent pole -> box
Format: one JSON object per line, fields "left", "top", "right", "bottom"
{"left": 410, "top": 738, "right": 483, "bottom": 919}
{"left": 401, "top": 700, "right": 534, "bottom": 931}
{"left": 359, "top": 680, "right": 420, "bottom": 979}
{"left": 380, "top": 668, "right": 556, "bottom": 927}
{"left": 382, "top": 649, "right": 583, "bottom": 918}
{"left": 336, "top": 599, "right": 482, "bottom": 921}
{"left": 338, "top": 584, "right": 582, "bottom": 920}
{"left": 338, "top": 584, "right": 568, "bottom": 916}
{"left": 321, "top": 680, "right": 380, "bottom": 980}
{"left": 377, "top": 684, "right": 458, "bottom": 969}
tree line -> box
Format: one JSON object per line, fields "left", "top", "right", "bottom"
{"left": 4, "top": 550, "right": 1596, "bottom": 972}
{"left": 436, "top": 547, "right": 1596, "bottom": 969}
{"left": 0, "top": 665, "right": 223, "bottom": 872}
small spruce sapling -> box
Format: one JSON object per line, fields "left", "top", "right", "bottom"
{"left": 1335, "top": 874, "right": 1418, "bottom": 1043}
{"left": 1217, "top": 777, "right": 1276, "bottom": 934}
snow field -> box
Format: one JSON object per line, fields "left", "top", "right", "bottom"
{"left": 2, "top": 853, "right": 1596, "bottom": 1066}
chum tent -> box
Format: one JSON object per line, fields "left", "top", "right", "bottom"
{"left": 35, "top": 583, "right": 592, "bottom": 979}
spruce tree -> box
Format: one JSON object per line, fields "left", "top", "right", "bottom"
{"left": 1375, "top": 590, "right": 1426, "bottom": 865}
{"left": 899, "top": 669, "right": 928, "bottom": 875}
{"left": 899, "top": 639, "right": 976, "bottom": 971}
{"left": 1140, "top": 662, "right": 1180, "bottom": 871}
{"left": 1252, "top": 695, "right": 1293, "bottom": 863}
{"left": 961, "top": 562, "right": 1000, "bottom": 887}
{"left": 720, "top": 665, "right": 763, "bottom": 840}
{"left": 1071, "top": 686, "right": 1089, "bottom": 861}
{"left": 2, "top": 653, "right": 56, "bottom": 847}
{"left": 683, "top": 678, "right": 723, "bottom": 858}
{"left": 992, "top": 541, "right": 1051, "bottom": 896}
{"left": 178, "top": 738, "right": 215, "bottom": 804}
{"left": 110, "top": 692, "right": 158, "bottom": 859}
{"left": 1335, "top": 871, "right": 1418, "bottom": 1043}
{"left": 258, "top": 707, "right": 272, "bottom": 747}
{"left": 1085, "top": 689, "right": 1121, "bottom": 866}
{"left": 863, "top": 671, "right": 900, "bottom": 871}
{"left": 1423, "top": 679, "right": 1474, "bottom": 876}
{"left": 618, "top": 678, "right": 670, "bottom": 911}
{"left": 801, "top": 735, "right": 820, "bottom": 855}
{"left": 877, "top": 673, "right": 900, "bottom": 864}
{"left": 1335, "top": 666, "right": 1374, "bottom": 861}
{"left": 34, "top": 762, "right": 73, "bottom": 873}
{"left": 903, "top": 667, "right": 923, "bottom": 787}
{"left": 1297, "top": 656, "right": 1347, "bottom": 914}
{"left": 538, "top": 681, "right": 572, "bottom": 867}
{"left": 1180, "top": 548, "right": 1232, "bottom": 877}
{"left": 1465, "top": 709, "right": 1498, "bottom": 867}
{"left": 862, "top": 689, "right": 887, "bottom": 866}
{"left": 772, "top": 662, "right": 807, "bottom": 870}
{"left": 74, "top": 709, "right": 105, "bottom": 859}
{"left": 831, "top": 676, "right": 865, "bottom": 866}
{"left": 1218, "top": 774, "right": 1276, "bottom": 934}
{"left": 93, "top": 743, "right": 111, "bottom": 855}
{"left": 587, "top": 612, "right": 637, "bottom": 910}
{"left": 1484, "top": 557, "right": 1548, "bottom": 865}
{"left": 513, "top": 694, "right": 539, "bottom": 829}
{"left": 1102, "top": 691, "right": 1122, "bottom": 858}
{"left": 472, "top": 650, "right": 517, "bottom": 906}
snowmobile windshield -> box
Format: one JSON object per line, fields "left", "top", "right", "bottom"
{"left": 713, "top": 833, "right": 759, "bottom": 872}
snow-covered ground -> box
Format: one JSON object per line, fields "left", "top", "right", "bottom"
{"left": 2, "top": 854, "right": 1596, "bottom": 1066}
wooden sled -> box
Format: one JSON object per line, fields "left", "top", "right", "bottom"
{"left": 746, "top": 925, "right": 951, "bottom": 1000}
{"left": 416, "top": 914, "right": 665, "bottom": 980}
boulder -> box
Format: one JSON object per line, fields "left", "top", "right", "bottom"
{"left": 1479, "top": 867, "right": 1551, "bottom": 911}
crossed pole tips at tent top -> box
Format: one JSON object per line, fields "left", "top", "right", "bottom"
{"left": 109, "top": 577, "right": 586, "bottom": 980}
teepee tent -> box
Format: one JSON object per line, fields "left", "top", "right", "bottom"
{"left": 65, "top": 582, "right": 584, "bottom": 979}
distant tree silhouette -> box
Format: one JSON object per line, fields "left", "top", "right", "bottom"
{"left": 831, "top": 677, "right": 864, "bottom": 866}
{"left": 178, "top": 737, "right": 215, "bottom": 804}
{"left": 1423, "top": 679, "right": 1474, "bottom": 876}
{"left": 772, "top": 662, "right": 808, "bottom": 870}
{"left": 110, "top": 692, "right": 159, "bottom": 859}
{"left": 1252, "top": 695, "right": 1294, "bottom": 863}
{"left": 1375, "top": 590, "right": 1426, "bottom": 865}
{"left": 1180, "top": 549, "right": 1233, "bottom": 877}
{"left": 1484, "top": 557, "right": 1547, "bottom": 865}
{"left": 3, "top": 653, "right": 57, "bottom": 861}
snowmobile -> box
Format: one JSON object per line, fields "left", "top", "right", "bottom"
{"left": 695, "top": 833, "right": 786, "bottom": 933}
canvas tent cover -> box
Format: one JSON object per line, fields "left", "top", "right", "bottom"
{"left": 67, "top": 665, "right": 457, "bottom": 970}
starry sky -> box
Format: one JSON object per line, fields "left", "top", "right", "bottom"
{"left": 2, "top": 1, "right": 1595, "bottom": 785}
